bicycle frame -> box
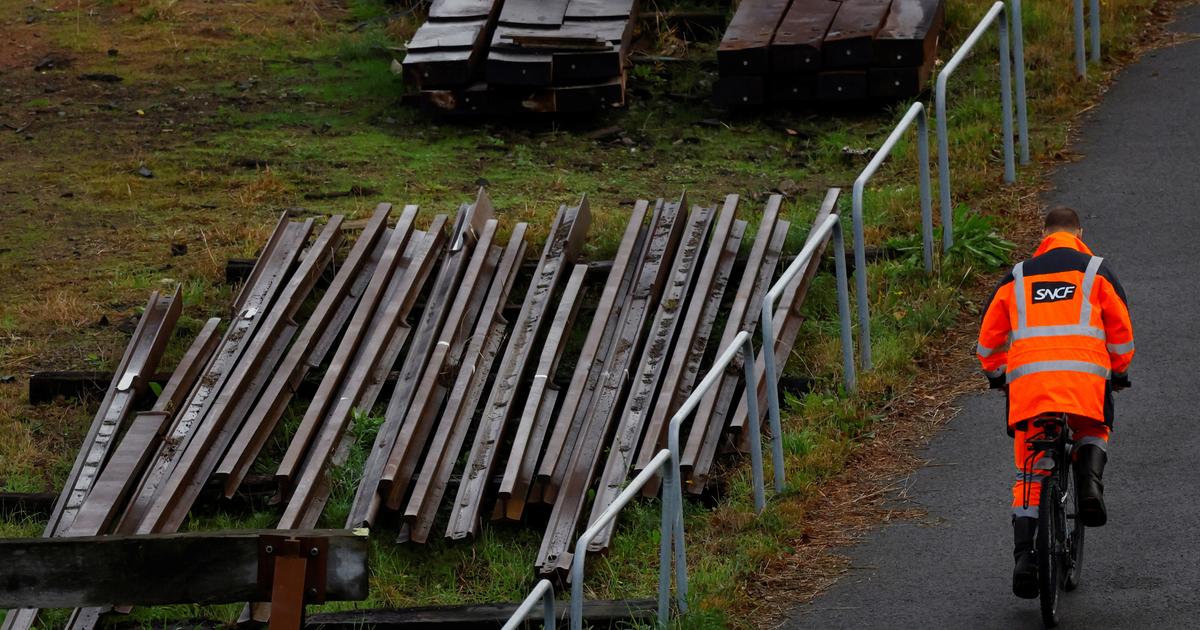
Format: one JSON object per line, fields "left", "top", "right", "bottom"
{"left": 1020, "top": 414, "right": 1072, "bottom": 511}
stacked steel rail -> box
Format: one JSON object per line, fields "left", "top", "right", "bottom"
{"left": 403, "top": 0, "right": 639, "bottom": 114}
{"left": 715, "top": 0, "right": 945, "bottom": 105}
{"left": 17, "top": 189, "right": 848, "bottom": 625}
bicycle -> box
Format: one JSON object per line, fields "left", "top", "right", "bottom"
{"left": 1020, "top": 413, "right": 1084, "bottom": 628}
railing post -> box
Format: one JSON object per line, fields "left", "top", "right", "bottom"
{"left": 741, "top": 338, "right": 767, "bottom": 511}
{"left": 542, "top": 583, "right": 556, "bottom": 630}
{"left": 1074, "top": 0, "right": 1087, "bottom": 78}
{"left": 1089, "top": 0, "right": 1101, "bottom": 63}
{"left": 1009, "top": 0, "right": 1030, "bottom": 165}
{"left": 998, "top": 5, "right": 1017, "bottom": 185}
{"left": 916, "top": 112, "right": 936, "bottom": 260}
{"left": 850, "top": 181, "right": 872, "bottom": 371}
{"left": 657, "top": 462, "right": 673, "bottom": 627}
{"left": 832, "top": 221, "right": 857, "bottom": 394}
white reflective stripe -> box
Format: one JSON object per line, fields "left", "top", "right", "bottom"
{"left": 977, "top": 342, "right": 1005, "bottom": 358}
{"left": 1013, "top": 505, "right": 1039, "bottom": 518}
{"left": 1010, "top": 324, "right": 1106, "bottom": 340}
{"left": 1107, "top": 340, "right": 1135, "bottom": 354}
{"left": 984, "top": 365, "right": 1006, "bottom": 378}
{"left": 1007, "top": 360, "right": 1111, "bottom": 382}
{"left": 1078, "top": 256, "right": 1104, "bottom": 326}
{"left": 1014, "top": 472, "right": 1044, "bottom": 482}
{"left": 1013, "top": 261, "right": 1027, "bottom": 329}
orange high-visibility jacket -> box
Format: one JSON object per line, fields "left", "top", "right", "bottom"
{"left": 978, "top": 232, "right": 1135, "bottom": 426}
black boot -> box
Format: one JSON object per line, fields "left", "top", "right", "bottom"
{"left": 1075, "top": 444, "right": 1108, "bottom": 527}
{"left": 1013, "top": 516, "right": 1038, "bottom": 599}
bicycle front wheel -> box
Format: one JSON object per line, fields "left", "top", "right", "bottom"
{"left": 1038, "top": 478, "right": 1062, "bottom": 628}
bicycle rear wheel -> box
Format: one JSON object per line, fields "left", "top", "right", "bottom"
{"left": 1065, "top": 462, "right": 1086, "bottom": 591}
{"left": 1038, "top": 478, "right": 1063, "bottom": 628}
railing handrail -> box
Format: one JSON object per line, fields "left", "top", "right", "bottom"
{"left": 935, "top": 0, "right": 1024, "bottom": 250}
{"left": 851, "top": 101, "right": 934, "bottom": 370}
{"left": 501, "top": 579, "right": 555, "bottom": 630}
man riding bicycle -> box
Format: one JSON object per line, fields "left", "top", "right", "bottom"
{"left": 976, "top": 207, "right": 1135, "bottom": 599}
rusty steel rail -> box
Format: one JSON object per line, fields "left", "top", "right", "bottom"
{"left": 534, "top": 200, "right": 650, "bottom": 501}
{"left": 404, "top": 225, "right": 528, "bottom": 543}
{"left": 446, "top": 200, "right": 589, "bottom": 540}
{"left": 586, "top": 202, "right": 715, "bottom": 551}
{"left": 494, "top": 263, "right": 588, "bottom": 523}
{"left": 684, "top": 210, "right": 788, "bottom": 494}
{"left": 348, "top": 195, "right": 491, "bottom": 528}
{"left": 537, "top": 195, "right": 686, "bottom": 576}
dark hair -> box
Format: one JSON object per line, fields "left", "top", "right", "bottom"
{"left": 1044, "top": 206, "right": 1082, "bottom": 231}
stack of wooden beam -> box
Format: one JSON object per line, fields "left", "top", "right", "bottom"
{"left": 715, "top": 0, "right": 945, "bottom": 106}
{"left": 14, "top": 188, "right": 845, "bottom": 627}
{"left": 403, "top": 0, "right": 639, "bottom": 114}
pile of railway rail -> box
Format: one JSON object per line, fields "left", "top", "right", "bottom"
{"left": 402, "top": 0, "right": 638, "bottom": 114}
{"left": 716, "top": 0, "right": 945, "bottom": 105}
{"left": 3, "top": 188, "right": 839, "bottom": 627}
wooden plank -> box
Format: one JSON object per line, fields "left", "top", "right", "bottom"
{"left": 868, "top": 64, "right": 931, "bottom": 99}
{"left": 564, "top": 0, "right": 638, "bottom": 20}
{"left": 305, "top": 599, "right": 655, "bottom": 628}
{"left": 714, "top": 75, "right": 767, "bottom": 107}
{"left": 822, "top": 0, "right": 893, "bottom": 68}
{"left": 770, "top": 0, "right": 841, "bottom": 74}
{"left": 770, "top": 73, "right": 818, "bottom": 102}
{"left": 817, "top": 69, "right": 868, "bottom": 101}
{"left": 0, "top": 530, "right": 368, "bottom": 608}
{"left": 429, "top": 0, "right": 496, "bottom": 20}
{"left": 717, "top": 0, "right": 792, "bottom": 76}
{"left": 499, "top": 0, "right": 570, "bottom": 27}
{"left": 486, "top": 49, "right": 553, "bottom": 86}
{"left": 873, "top": 0, "right": 945, "bottom": 67}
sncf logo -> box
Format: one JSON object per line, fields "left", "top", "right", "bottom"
{"left": 1031, "top": 281, "right": 1077, "bottom": 303}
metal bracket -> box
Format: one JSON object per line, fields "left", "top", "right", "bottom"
{"left": 256, "top": 535, "right": 329, "bottom": 630}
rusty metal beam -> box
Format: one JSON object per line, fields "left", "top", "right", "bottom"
{"left": 536, "top": 193, "right": 687, "bottom": 576}
{"left": 378, "top": 219, "right": 501, "bottom": 510}
{"left": 404, "top": 224, "right": 529, "bottom": 543}
{"left": 493, "top": 263, "right": 587, "bottom": 524}
{"left": 586, "top": 201, "right": 716, "bottom": 552}
{"left": 446, "top": 199, "right": 590, "bottom": 541}
{"left": 347, "top": 195, "right": 492, "bottom": 529}
{"left": 535, "top": 199, "right": 651, "bottom": 504}
{"left": 218, "top": 206, "right": 393, "bottom": 496}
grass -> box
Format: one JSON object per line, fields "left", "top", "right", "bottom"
{"left": 0, "top": 0, "right": 1166, "bottom": 627}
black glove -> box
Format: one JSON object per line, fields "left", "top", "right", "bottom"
{"left": 987, "top": 374, "right": 1007, "bottom": 390}
{"left": 1111, "top": 372, "right": 1131, "bottom": 391}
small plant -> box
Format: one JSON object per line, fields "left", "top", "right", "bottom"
{"left": 886, "top": 204, "right": 1015, "bottom": 272}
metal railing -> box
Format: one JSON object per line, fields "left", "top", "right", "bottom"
{"left": 506, "top": 331, "right": 765, "bottom": 630}
{"left": 1074, "top": 0, "right": 1102, "bottom": 77}
{"left": 760, "top": 208, "right": 857, "bottom": 501}
{"left": 851, "top": 102, "right": 934, "bottom": 371}
{"left": 1009, "top": 0, "right": 1029, "bottom": 166}
{"left": 935, "top": 0, "right": 1027, "bottom": 249}
{"left": 500, "top": 579, "right": 555, "bottom": 630}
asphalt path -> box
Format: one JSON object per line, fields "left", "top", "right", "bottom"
{"left": 783, "top": 6, "right": 1200, "bottom": 628}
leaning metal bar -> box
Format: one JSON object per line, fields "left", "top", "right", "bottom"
{"left": 501, "top": 579, "right": 555, "bottom": 630}
{"left": 1089, "top": 0, "right": 1101, "bottom": 63}
{"left": 571, "top": 449, "right": 673, "bottom": 630}
{"left": 852, "top": 102, "right": 934, "bottom": 370}
{"left": 1009, "top": 0, "right": 1030, "bottom": 164}
{"left": 936, "top": 1, "right": 1017, "bottom": 251}
{"left": 1074, "top": 0, "right": 1087, "bottom": 77}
